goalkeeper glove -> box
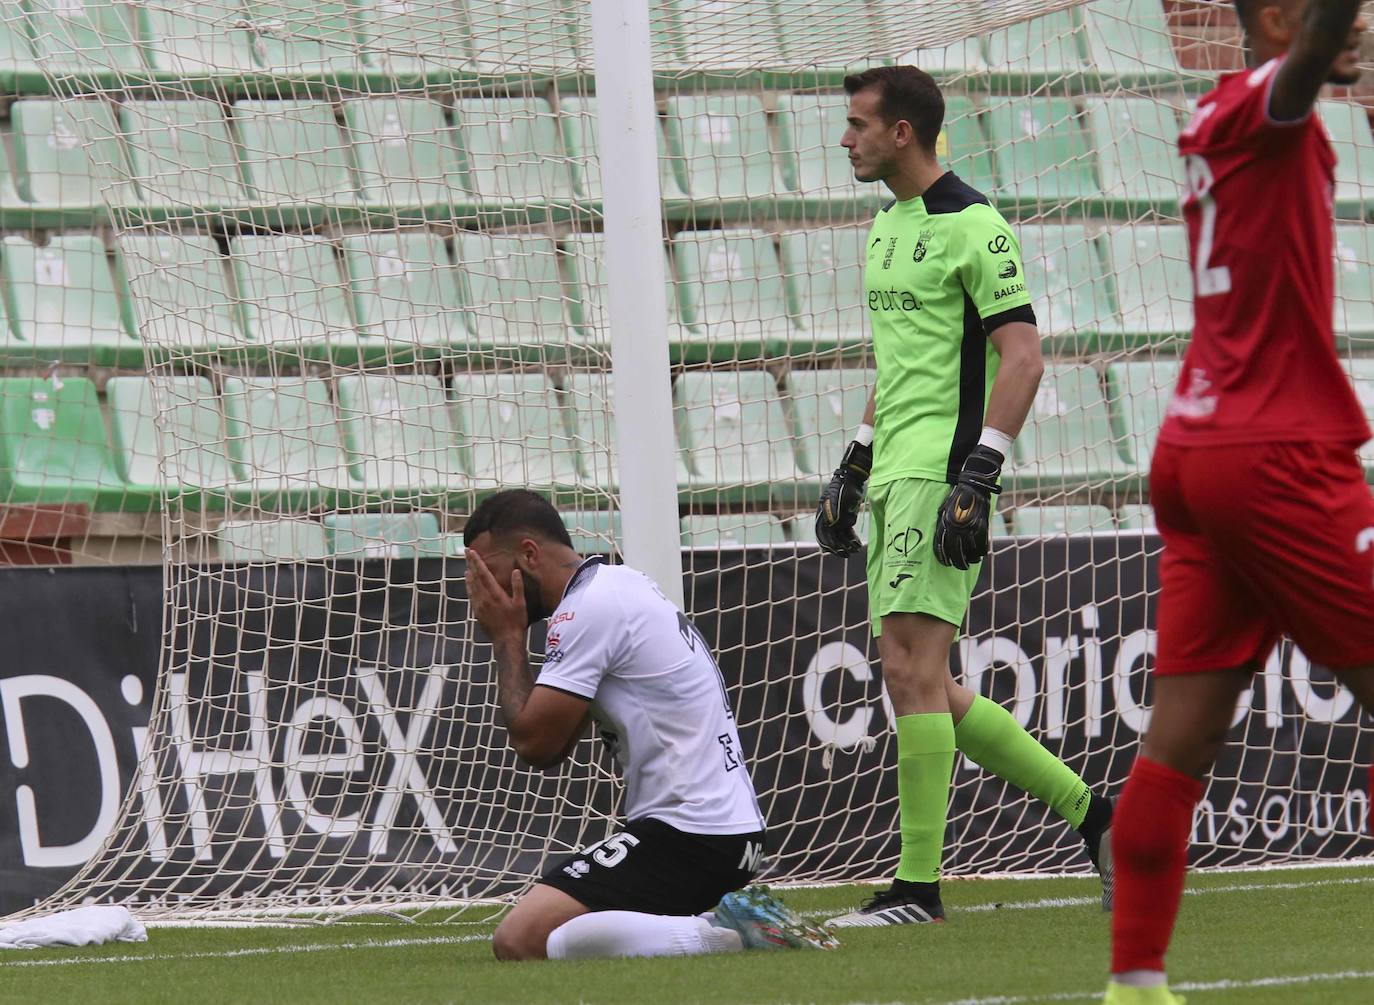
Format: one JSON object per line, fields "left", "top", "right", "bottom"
{"left": 815, "top": 439, "right": 872, "bottom": 556}
{"left": 934, "top": 444, "right": 1004, "bottom": 570}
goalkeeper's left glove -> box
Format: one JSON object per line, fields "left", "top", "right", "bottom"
{"left": 933, "top": 444, "right": 1003, "bottom": 570}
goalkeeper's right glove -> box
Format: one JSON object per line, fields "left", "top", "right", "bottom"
{"left": 814, "top": 439, "right": 872, "bottom": 556}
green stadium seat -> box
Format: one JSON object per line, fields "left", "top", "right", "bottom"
{"left": 1086, "top": 97, "right": 1184, "bottom": 214}
{"left": 3, "top": 235, "right": 139, "bottom": 364}
{"left": 323, "top": 512, "right": 445, "bottom": 559}
{"left": 117, "top": 233, "right": 240, "bottom": 354}
{"left": 775, "top": 94, "right": 880, "bottom": 208}
{"left": 681, "top": 513, "right": 788, "bottom": 548}
{"left": 336, "top": 374, "right": 465, "bottom": 494}
{"left": 239, "top": 0, "right": 364, "bottom": 75}
{"left": 984, "top": 9, "right": 1087, "bottom": 82}
{"left": 120, "top": 101, "right": 245, "bottom": 210}
{"left": 1116, "top": 504, "right": 1156, "bottom": 531}
{"left": 940, "top": 96, "right": 998, "bottom": 197}
{"left": 453, "top": 232, "right": 569, "bottom": 348}
{"left": 1012, "top": 363, "right": 1129, "bottom": 485}
{"left": 1013, "top": 504, "right": 1115, "bottom": 536}
{"left": 674, "top": 371, "right": 801, "bottom": 498}
{"left": 24, "top": 0, "right": 142, "bottom": 75}
{"left": 984, "top": 97, "right": 1100, "bottom": 205}
{"left": 671, "top": 229, "right": 793, "bottom": 346}
{"left": 898, "top": 36, "right": 986, "bottom": 77}
{"left": 230, "top": 235, "right": 358, "bottom": 348}
{"left": 1015, "top": 225, "right": 1116, "bottom": 336}
{"left": 451, "top": 97, "right": 572, "bottom": 205}
{"left": 558, "top": 96, "right": 686, "bottom": 203}
{"left": 1318, "top": 100, "right": 1374, "bottom": 220}
{"left": 1081, "top": 0, "right": 1185, "bottom": 84}
{"left": 776, "top": 0, "right": 872, "bottom": 67}
{"left": 1106, "top": 359, "right": 1180, "bottom": 470}
{"left": 216, "top": 519, "right": 331, "bottom": 561}
{"left": 1336, "top": 225, "right": 1374, "bottom": 338}
{"left": 11, "top": 99, "right": 134, "bottom": 207}
{"left": 1104, "top": 224, "right": 1192, "bottom": 339}
{"left": 565, "top": 369, "right": 695, "bottom": 493}
{"left": 343, "top": 98, "right": 463, "bottom": 210}
{"left": 664, "top": 0, "right": 785, "bottom": 68}
{"left": 563, "top": 232, "right": 678, "bottom": 348}
{"left": 135, "top": 0, "right": 258, "bottom": 76}
{"left": 465, "top": 0, "right": 584, "bottom": 70}
{"left": 0, "top": 377, "right": 123, "bottom": 509}
{"left": 778, "top": 226, "right": 867, "bottom": 346}
{"left": 0, "top": 8, "right": 38, "bottom": 83}
{"left": 563, "top": 509, "right": 621, "bottom": 555}
{"left": 786, "top": 367, "right": 874, "bottom": 476}
{"left": 106, "top": 376, "right": 234, "bottom": 495}
{"left": 663, "top": 94, "right": 781, "bottom": 202}
{"left": 342, "top": 232, "right": 468, "bottom": 352}
{"left": 451, "top": 373, "right": 579, "bottom": 491}
{"left": 1347, "top": 359, "right": 1374, "bottom": 467}
{"left": 221, "top": 377, "right": 352, "bottom": 503}
{"left": 233, "top": 101, "right": 357, "bottom": 207}
{"left": 355, "top": 0, "right": 469, "bottom": 77}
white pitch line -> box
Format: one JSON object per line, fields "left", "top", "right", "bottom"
{"left": 921, "top": 967, "right": 1374, "bottom": 1005}
{"left": 0, "top": 933, "right": 490, "bottom": 969}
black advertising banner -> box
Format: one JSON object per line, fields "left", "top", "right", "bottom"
{"left": 1, "top": 538, "right": 1370, "bottom": 916}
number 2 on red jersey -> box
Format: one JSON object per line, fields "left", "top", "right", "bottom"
{"left": 1185, "top": 153, "right": 1232, "bottom": 298}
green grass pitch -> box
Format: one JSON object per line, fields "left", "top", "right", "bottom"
{"left": 2, "top": 864, "right": 1371, "bottom": 1004}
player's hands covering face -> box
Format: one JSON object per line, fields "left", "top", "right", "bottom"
{"left": 465, "top": 549, "right": 530, "bottom": 643}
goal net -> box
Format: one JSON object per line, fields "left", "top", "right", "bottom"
{"left": 1, "top": 0, "right": 1370, "bottom": 923}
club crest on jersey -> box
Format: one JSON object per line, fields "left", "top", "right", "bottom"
{"left": 912, "top": 228, "right": 934, "bottom": 262}
{"left": 998, "top": 259, "right": 1018, "bottom": 279}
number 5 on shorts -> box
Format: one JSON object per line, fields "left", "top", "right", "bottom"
{"left": 590, "top": 833, "right": 641, "bottom": 868}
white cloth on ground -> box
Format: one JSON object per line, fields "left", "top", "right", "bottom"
{"left": 0, "top": 906, "right": 147, "bottom": 950}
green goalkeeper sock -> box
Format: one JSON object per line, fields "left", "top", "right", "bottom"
{"left": 954, "top": 694, "right": 1091, "bottom": 828}
{"left": 894, "top": 713, "right": 956, "bottom": 884}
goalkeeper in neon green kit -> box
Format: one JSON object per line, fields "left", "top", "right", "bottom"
{"left": 816, "top": 65, "right": 1113, "bottom": 927}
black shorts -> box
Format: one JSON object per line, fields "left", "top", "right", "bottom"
{"left": 538, "top": 817, "right": 766, "bottom": 916}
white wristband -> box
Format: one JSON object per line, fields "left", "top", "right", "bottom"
{"left": 854, "top": 423, "right": 875, "bottom": 447}
{"left": 977, "top": 426, "right": 1014, "bottom": 457}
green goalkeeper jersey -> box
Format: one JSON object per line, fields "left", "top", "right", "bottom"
{"left": 865, "top": 171, "right": 1036, "bottom": 487}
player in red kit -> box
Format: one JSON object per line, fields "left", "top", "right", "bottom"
{"left": 1104, "top": 2, "right": 1374, "bottom": 1004}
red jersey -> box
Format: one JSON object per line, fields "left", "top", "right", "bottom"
{"left": 1159, "top": 57, "right": 1370, "bottom": 448}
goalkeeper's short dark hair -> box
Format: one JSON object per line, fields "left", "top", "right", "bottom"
{"left": 463, "top": 488, "right": 573, "bottom": 549}
{"left": 843, "top": 64, "right": 944, "bottom": 153}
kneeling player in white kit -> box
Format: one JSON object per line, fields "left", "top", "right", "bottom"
{"left": 463, "top": 489, "right": 836, "bottom": 961}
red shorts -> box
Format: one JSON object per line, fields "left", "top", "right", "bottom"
{"left": 1151, "top": 439, "right": 1374, "bottom": 674}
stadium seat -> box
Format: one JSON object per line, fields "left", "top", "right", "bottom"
{"left": 120, "top": 100, "right": 246, "bottom": 209}
{"left": 1116, "top": 504, "right": 1156, "bottom": 531}
{"left": 1336, "top": 225, "right": 1374, "bottom": 338}
{"left": 24, "top": 0, "right": 141, "bottom": 75}
{"left": 940, "top": 95, "right": 998, "bottom": 197}
{"left": 323, "top": 512, "right": 446, "bottom": 559}
{"left": 238, "top": 0, "right": 365, "bottom": 75}
{"left": 355, "top": 0, "right": 470, "bottom": 76}
{"left": 662, "top": 0, "right": 786, "bottom": 68}
{"left": 557, "top": 96, "right": 686, "bottom": 203}
{"left": 1321, "top": 101, "right": 1374, "bottom": 220}
{"left": 11, "top": 99, "right": 134, "bottom": 207}
{"left": 1347, "top": 359, "right": 1374, "bottom": 467}
{"left": 775, "top": 0, "right": 872, "bottom": 67}
{"left": 3, "top": 235, "right": 139, "bottom": 364}
{"left": 563, "top": 509, "right": 622, "bottom": 555}
{"left": 1104, "top": 223, "right": 1192, "bottom": 340}
{"left": 1013, "top": 504, "right": 1115, "bottom": 536}
{"left": 336, "top": 374, "right": 465, "bottom": 495}
{"left": 671, "top": 229, "right": 793, "bottom": 347}
{"left": 983, "top": 97, "right": 1100, "bottom": 205}
{"left": 681, "top": 513, "right": 788, "bottom": 548}
{"left": 230, "top": 235, "right": 358, "bottom": 348}
{"left": 778, "top": 227, "right": 867, "bottom": 347}
{"left": 663, "top": 94, "right": 781, "bottom": 202}
{"left": 0, "top": 377, "right": 123, "bottom": 509}
{"left": 221, "top": 377, "right": 352, "bottom": 504}
{"left": 451, "top": 97, "right": 573, "bottom": 205}
{"left": 135, "top": 0, "right": 258, "bottom": 76}
{"left": 1015, "top": 225, "right": 1117, "bottom": 336}
{"left": 232, "top": 101, "right": 357, "bottom": 207}
{"left": 452, "top": 232, "right": 570, "bottom": 348}
{"left": 983, "top": 9, "right": 1087, "bottom": 83}
{"left": 898, "top": 36, "right": 986, "bottom": 77}
{"left": 117, "top": 234, "right": 241, "bottom": 354}
{"left": 464, "top": 0, "right": 585, "bottom": 70}
{"left": 1081, "top": 0, "right": 1186, "bottom": 84}
{"left": 563, "top": 232, "right": 678, "bottom": 348}
{"left": 786, "top": 367, "right": 875, "bottom": 476}
{"left": 342, "top": 232, "right": 469, "bottom": 350}
{"left": 450, "top": 373, "right": 579, "bottom": 491}
{"left": 343, "top": 98, "right": 463, "bottom": 209}
{"left": 1085, "top": 97, "right": 1184, "bottom": 214}
{"left": 106, "top": 376, "right": 234, "bottom": 496}
{"left": 216, "top": 519, "right": 331, "bottom": 561}
{"left": 1013, "top": 363, "right": 1129, "bottom": 485}
{"left": 1106, "top": 359, "right": 1180, "bottom": 470}
{"left": 563, "top": 369, "right": 696, "bottom": 492}
{"left": 674, "top": 371, "right": 801, "bottom": 499}
{"left": 775, "top": 94, "right": 880, "bottom": 208}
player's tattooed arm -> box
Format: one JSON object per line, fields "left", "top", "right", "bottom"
{"left": 491, "top": 632, "right": 538, "bottom": 728}
{"left": 1269, "top": 0, "right": 1365, "bottom": 122}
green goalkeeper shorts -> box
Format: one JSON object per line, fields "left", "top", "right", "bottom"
{"left": 865, "top": 477, "right": 982, "bottom": 636}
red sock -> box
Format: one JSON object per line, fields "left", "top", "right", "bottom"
{"left": 1110, "top": 755, "right": 1204, "bottom": 975}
